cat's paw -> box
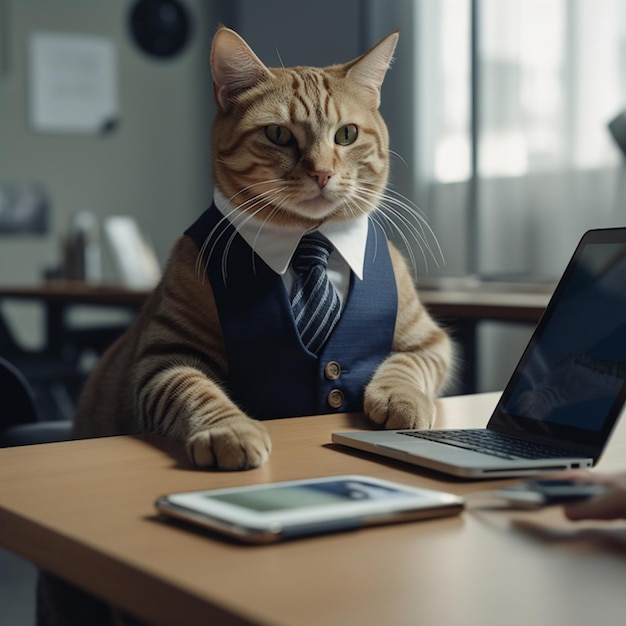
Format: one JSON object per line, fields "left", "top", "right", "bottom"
{"left": 187, "top": 416, "right": 272, "bottom": 470}
{"left": 364, "top": 383, "right": 435, "bottom": 430}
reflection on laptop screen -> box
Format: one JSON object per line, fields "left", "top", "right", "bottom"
{"left": 502, "top": 242, "right": 626, "bottom": 433}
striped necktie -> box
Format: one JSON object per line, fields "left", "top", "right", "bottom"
{"left": 291, "top": 233, "right": 341, "bottom": 353}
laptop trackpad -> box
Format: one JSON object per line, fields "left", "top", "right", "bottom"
{"left": 376, "top": 437, "right": 490, "bottom": 465}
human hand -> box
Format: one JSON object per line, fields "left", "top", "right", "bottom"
{"left": 563, "top": 471, "right": 626, "bottom": 521}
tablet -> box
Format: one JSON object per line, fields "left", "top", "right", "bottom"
{"left": 155, "top": 474, "right": 464, "bottom": 543}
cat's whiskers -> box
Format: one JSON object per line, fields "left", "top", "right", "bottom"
{"left": 196, "top": 210, "right": 234, "bottom": 281}
{"left": 369, "top": 209, "right": 419, "bottom": 276}
{"left": 388, "top": 149, "right": 409, "bottom": 169}
{"left": 225, "top": 178, "right": 287, "bottom": 206}
{"left": 352, "top": 185, "right": 444, "bottom": 276}
{"left": 219, "top": 188, "right": 289, "bottom": 282}
{"left": 337, "top": 190, "right": 370, "bottom": 220}
{"left": 371, "top": 204, "right": 432, "bottom": 275}
{"left": 381, "top": 189, "right": 444, "bottom": 268}
{"left": 195, "top": 179, "right": 286, "bottom": 280}
{"left": 246, "top": 204, "right": 288, "bottom": 276}
{"left": 197, "top": 176, "right": 444, "bottom": 284}
{"left": 197, "top": 184, "right": 291, "bottom": 284}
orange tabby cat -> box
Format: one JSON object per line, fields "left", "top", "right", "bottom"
{"left": 73, "top": 27, "right": 452, "bottom": 470}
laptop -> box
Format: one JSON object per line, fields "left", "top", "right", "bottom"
{"left": 332, "top": 228, "right": 626, "bottom": 479}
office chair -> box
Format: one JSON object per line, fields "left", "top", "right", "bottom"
{"left": 0, "top": 356, "right": 73, "bottom": 447}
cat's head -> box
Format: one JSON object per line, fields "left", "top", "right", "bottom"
{"left": 210, "top": 27, "right": 398, "bottom": 227}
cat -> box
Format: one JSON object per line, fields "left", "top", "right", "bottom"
{"left": 73, "top": 26, "right": 453, "bottom": 471}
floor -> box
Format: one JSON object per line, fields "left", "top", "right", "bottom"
{"left": 0, "top": 547, "right": 37, "bottom": 625}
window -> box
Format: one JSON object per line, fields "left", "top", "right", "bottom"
{"left": 429, "top": 0, "right": 626, "bottom": 181}
{"left": 410, "top": 0, "right": 626, "bottom": 278}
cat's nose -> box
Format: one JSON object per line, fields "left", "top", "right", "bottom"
{"left": 308, "top": 170, "right": 333, "bottom": 188}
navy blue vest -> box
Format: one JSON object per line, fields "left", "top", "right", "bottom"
{"left": 185, "top": 203, "right": 398, "bottom": 419}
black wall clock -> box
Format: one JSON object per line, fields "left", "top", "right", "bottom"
{"left": 129, "top": 0, "right": 192, "bottom": 59}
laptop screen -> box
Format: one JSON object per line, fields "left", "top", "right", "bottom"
{"left": 492, "top": 229, "right": 626, "bottom": 450}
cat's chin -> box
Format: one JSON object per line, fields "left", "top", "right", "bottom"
{"left": 287, "top": 195, "right": 346, "bottom": 223}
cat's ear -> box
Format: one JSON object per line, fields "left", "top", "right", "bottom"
{"left": 211, "top": 27, "right": 270, "bottom": 111}
{"left": 345, "top": 31, "right": 399, "bottom": 109}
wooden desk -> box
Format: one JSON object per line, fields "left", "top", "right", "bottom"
{"left": 1, "top": 392, "right": 625, "bottom": 626}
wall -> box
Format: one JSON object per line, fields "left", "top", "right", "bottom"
{"left": 228, "top": 0, "right": 362, "bottom": 67}
{"left": 0, "top": 0, "right": 218, "bottom": 344}
{"left": 0, "top": 0, "right": 217, "bottom": 276}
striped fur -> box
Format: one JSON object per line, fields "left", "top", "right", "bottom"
{"left": 73, "top": 27, "right": 452, "bottom": 470}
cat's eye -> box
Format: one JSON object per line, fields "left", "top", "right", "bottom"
{"left": 335, "top": 124, "right": 358, "bottom": 146}
{"left": 264, "top": 125, "right": 296, "bottom": 147}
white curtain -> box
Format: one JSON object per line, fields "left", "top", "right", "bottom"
{"left": 432, "top": 0, "right": 625, "bottom": 278}
{"left": 369, "top": 0, "right": 626, "bottom": 280}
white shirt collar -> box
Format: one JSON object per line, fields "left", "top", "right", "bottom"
{"left": 213, "top": 190, "right": 369, "bottom": 279}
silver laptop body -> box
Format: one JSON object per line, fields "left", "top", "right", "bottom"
{"left": 333, "top": 228, "right": 626, "bottom": 479}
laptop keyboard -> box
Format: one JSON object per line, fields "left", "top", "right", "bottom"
{"left": 400, "top": 429, "right": 575, "bottom": 460}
